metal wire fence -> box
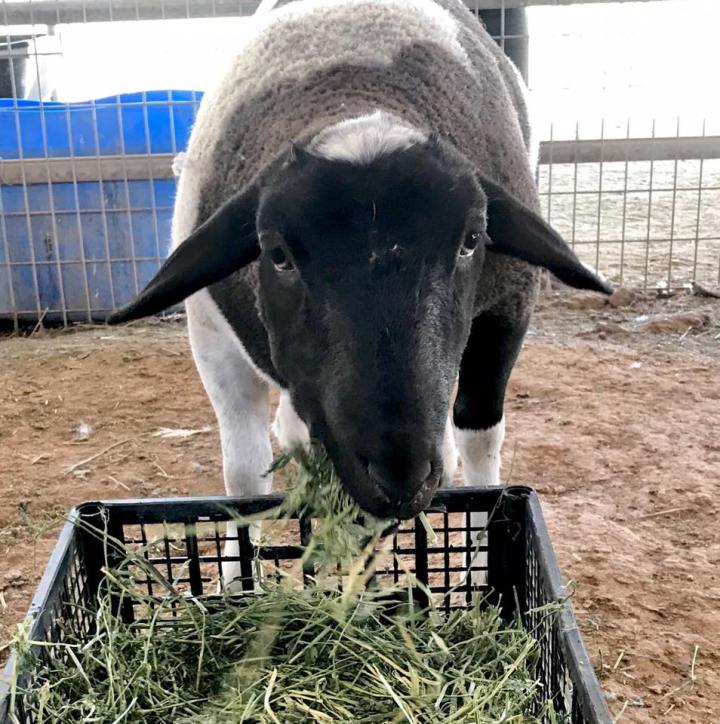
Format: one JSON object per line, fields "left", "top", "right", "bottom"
{"left": 537, "top": 125, "right": 720, "bottom": 292}
{"left": 0, "top": 0, "right": 718, "bottom": 327}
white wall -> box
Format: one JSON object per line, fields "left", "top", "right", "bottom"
{"left": 527, "top": 0, "right": 720, "bottom": 139}
{"left": 12, "top": 0, "right": 720, "bottom": 141}
{"left": 21, "top": 17, "right": 252, "bottom": 101}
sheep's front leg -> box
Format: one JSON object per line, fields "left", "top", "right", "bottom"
{"left": 453, "top": 313, "right": 529, "bottom": 584}
{"left": 187, "top": 291, "right": 273, "bottom": 589}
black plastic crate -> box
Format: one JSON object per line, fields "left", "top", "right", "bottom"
{"left": 0, "top": 486, "right": 611, "bottom": 723}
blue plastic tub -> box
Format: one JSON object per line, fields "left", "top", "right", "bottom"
{"left": 0, "top": 90, "right": 203, "bottom": 323}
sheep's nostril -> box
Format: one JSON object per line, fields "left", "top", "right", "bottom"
{"left": 367, "top": 458, "right": 433, "bottom": 501}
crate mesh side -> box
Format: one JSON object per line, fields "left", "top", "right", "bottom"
{"left": 525, "top": 517, "right": 588, "bottom": 724}
{"left": 112, "top": 510, "right": 491, "bottom": 622}
{"left": 9, "top": 542, "right": 95, "bottom": 724}
{"left": 5, "top": 491, "right": 606, "bottom": 723}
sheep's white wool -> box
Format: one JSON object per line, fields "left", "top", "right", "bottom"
{"left": 186, "top": 289, "right": 273, "bottom": 582}
{"left": 454, "top": 417, "right": 505, "bottom": 487}
{"left": 272, "top": 390, "right": 311, "bottom": 451}
{"left": 171, "top": 155, "right": 204, "bottom": 248}
{"left": 186, "top": 291, "right": 275, "bottom": 493}
{"left": 171, "top": 152, "right": 188, "bottom": 179}
{"left": 441, "top": 415, "right": 459, "bottom": 486}
{"left": 311, "top": 111, "right": 427, "bottom": 165}
{"left": 455, "top": 417, "right": 505, "bottom": 586}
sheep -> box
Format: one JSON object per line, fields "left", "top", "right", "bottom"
{"left": 109, "top": 0, "right": 610, "bottom": 578}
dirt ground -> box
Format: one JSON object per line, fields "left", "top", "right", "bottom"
{"left": 1, "top": 290, "right": 719, "bottom": 723}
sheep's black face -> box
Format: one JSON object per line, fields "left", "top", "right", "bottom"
{"left": 257, "top": 141, "right": 487, "bottom": 519}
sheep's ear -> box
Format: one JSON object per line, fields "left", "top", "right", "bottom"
{"left": 107, "top": 185, "right": 260, "bottom": 324}
{"left": 480, "top": 175, "right": 613, "bottom": 295}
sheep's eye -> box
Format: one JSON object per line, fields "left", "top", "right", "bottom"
{"left": 459, "top": 231, "right": 481, "bottom": 259}
{"left": 270, "top": 246, "right": 294, "bottom": 272}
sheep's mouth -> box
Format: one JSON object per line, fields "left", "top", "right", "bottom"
{"left": 308, "top": 419, "right": 442, "bottom": 519}
{"left": 334, "top": 450, "right": 441, "bottom": 521}
{"left": 393, "top": 469, "right": 441, "bottom": 519}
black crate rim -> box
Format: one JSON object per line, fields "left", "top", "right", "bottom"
{"left": 0, "top": 485, "right": 611, "bottom": 723}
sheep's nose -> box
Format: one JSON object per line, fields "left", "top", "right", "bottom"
{"left": 367, "top": 457, "right": 433, "bottom": 502}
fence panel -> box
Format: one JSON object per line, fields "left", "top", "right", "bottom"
{"left": 0, "top": 0, "right": 716, "bottom": 327}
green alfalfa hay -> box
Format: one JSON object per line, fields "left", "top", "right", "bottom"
{"left": 8, "top": 448, "right": 565, "bottom": 723}
{"left": 269, "top": 447, "right": 392, "bottom": 570}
